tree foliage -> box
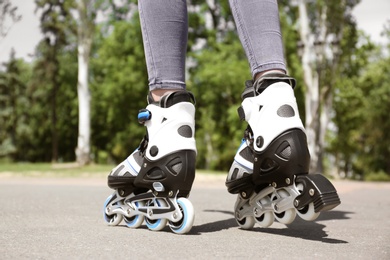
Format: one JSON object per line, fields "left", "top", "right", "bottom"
{"left": 331, "top": 31, "right": 390, "bottom": 179}
{"left": 90, "top": 13, "right": 148, "bottom": 163}
{"left": 0, "top": 51, "right": 30, "bottom": 160}
{"left": 0, "top": 1, "right": 389, "bottom": 180}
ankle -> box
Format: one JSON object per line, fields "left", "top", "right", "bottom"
{"left": 150, "top": 89, "right": 180, "bottom": 102}
{"left": 254, "top": 69, "right": 285, "bottom": 81}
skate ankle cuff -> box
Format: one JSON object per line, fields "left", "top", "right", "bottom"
{"left": 241, "top": 74, "right": 296, "bottom": 99}
{"left": 148, "top": 91, "right": 195, "bottom": 108}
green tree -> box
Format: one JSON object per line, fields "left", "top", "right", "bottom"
{"left": 329, "top": 31, "right": 374, "bottom": 178}
{"left": 90, "top": 14, "right": 147, "bottom": 163}
{"left": 74, "top": 0, "right": 137, "bottom": 165}
{"left": 189, "top": 38, "right": 250, "bottom": 170}
{"left": 32, "top": 0, "right": 75, "bottom": 162}
{"left": 358, "top": 55, "right": 390, "bottom": 177}
{"left": 0, "top": 51, "right": 31, "bottom": 160}
{"left": 295, "top": 0, "right": 360, "bottom": 174}
{"left": 186, "top": 2, "right": 250, "bottom": 170}
{"left": 331, "top": 34, "right": 390, "bottom": 179}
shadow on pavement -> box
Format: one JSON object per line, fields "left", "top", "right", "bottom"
{"left": 315, "top": 210, "right": 352, "bottom": 221}
{"left": 189, "top": 210, "right": 236, "bottom": 235}
{"left": 258, "top": 213, "right": 350, "bottom": 244}
{"left": 191, "top": 209, "right": 352, "bottom": 244}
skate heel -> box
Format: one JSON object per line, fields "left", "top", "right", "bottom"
{"left": 295, "top": 174, "right": 341, "bottom": 212}
{"left": 134, "top": 149, "right": 196, "bottom": 198}
{"left": 226, "top": 175, "right": 253, "bottom": 197}
{"left": 107, "top": 175, "right": 136, "bottom": 197}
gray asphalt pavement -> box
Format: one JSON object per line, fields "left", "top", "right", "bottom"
{"left": 0, "top": 174, "right": 389, "bottom": 259}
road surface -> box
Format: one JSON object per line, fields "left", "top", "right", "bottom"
{"left": 0, "top": 174, "right": 389, "bottom": 259}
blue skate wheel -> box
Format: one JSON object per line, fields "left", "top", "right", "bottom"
{"left": 169, "top": 198, "right": 195, "bottom": 234}
{"left": 145, "top": 198, "right": 168, "bottom": 231}
{"left": 124, "top": 201, "right": 145, "bottom": 228}
{"left": 103, "top": 193, "right": 123, "bottom": 226}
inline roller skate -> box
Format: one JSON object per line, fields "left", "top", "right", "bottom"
{"left": 226, "top": 74, "right": 340, "bottom": 229}
{"left": 103, "top": 91, "right": 197, "bottom": 234}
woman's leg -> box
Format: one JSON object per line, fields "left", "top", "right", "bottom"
{"left": 138, "top": 0, "right": 188, "bottom": 100}
{"left": 229, "top": 0, "right": 286, "bottom": 79}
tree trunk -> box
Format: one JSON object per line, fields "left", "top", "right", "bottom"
{"left": 75, "top": 43, "right": 91, "bottom": 165}
{"left": 51, "top": 75, "right": 59, "bottom": 163}
{"left": 75, "top": 0, "right": 93, "bottom": 165}
{"left": 297, "top": 0, "right": 321, "bottom": 173}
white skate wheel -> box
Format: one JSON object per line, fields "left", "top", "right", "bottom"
{"left": 254, "top": 197, "right": 274, "bottom": 228}
{"left": 169, "top": 198, "right": 195, "bottom": 234}
{"left": 236, "top": 215, "right": 255, "bottom": 230}
{"left": 255, "top": 211, "right": 274, "bottom": 228}
{"left": 235, "top": 199, "right": 255, "bottom": 230}
{"left": 296, "top": 202, "right": 320, "bottom": 221}
{"left": 273, "top": 189, "right": 296, "bottom": 225}
{"left": 296, "top": 183, "right": 320, "bottom": 221}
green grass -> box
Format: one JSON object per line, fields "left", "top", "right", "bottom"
{"left": 0, "top": 162, "right": 227, "bottom": 178}
{"left": 364, "top": 171, "right": 390, "bottom": 182}
{"left": 0, "top": 162, "right": 113, "bottom": 178}
{"left": 195, "top": 169, "right": 227, "bottom": 175}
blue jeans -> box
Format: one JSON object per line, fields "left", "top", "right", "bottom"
{"left": 138, "top": 0, "right": 286, "bottom": 91}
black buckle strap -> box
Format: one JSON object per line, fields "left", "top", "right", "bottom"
{"left": 138, "top": 135, "right": 149, "bottom": 155}
{"left": 159, "top": 91, "right": 195, "bottom": 108}
{"left": 241, "top": 73, "right": 296, "bottom": 99}
{"left": 148, "top": 90, "right": 196, "bottom": 108}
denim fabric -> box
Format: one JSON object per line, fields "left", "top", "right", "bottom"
{"left": 138, "top": 0, "right": 188, "bottom": 91}
{"left": 138, "top": 0, "right": 286, "bottom": 91}
{"left": 229, "top": 0, "right": 286, "bottom": 77}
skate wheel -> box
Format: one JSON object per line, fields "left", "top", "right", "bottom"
{"left": 254, "top": 197, "right": 274, "bottom": 228}
{"left": 296, "top": 203, "right": 320, "bottom": 221}
{"left": 234, "top": 197, "right": 255, "bottom": 230}
{"left": 296, "top": 183, "right": 320, "bottom": 221}
{"left": 272, "top": 189, "right": 296, "bottom": 225}
{"left": 169, "top": 198, "right": 195, "bottom": 234}
{"left": 254, "top": 211, "right": 274, "bottom": 228}
{"left": 145, "top": 198, "right": 168, "bottom": 231}
{"left": 236, "top": 216, "right": 255, "bottom": 230}
{"left": 103, "top": 194, "right": 123, "bottom": 226}
{"left": 124, "top": 201, "right": 145, "bottom": 228}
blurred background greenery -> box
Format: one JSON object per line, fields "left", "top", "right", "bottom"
{"left": 0, "top": 0, "right": 389, "bottom": 181}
